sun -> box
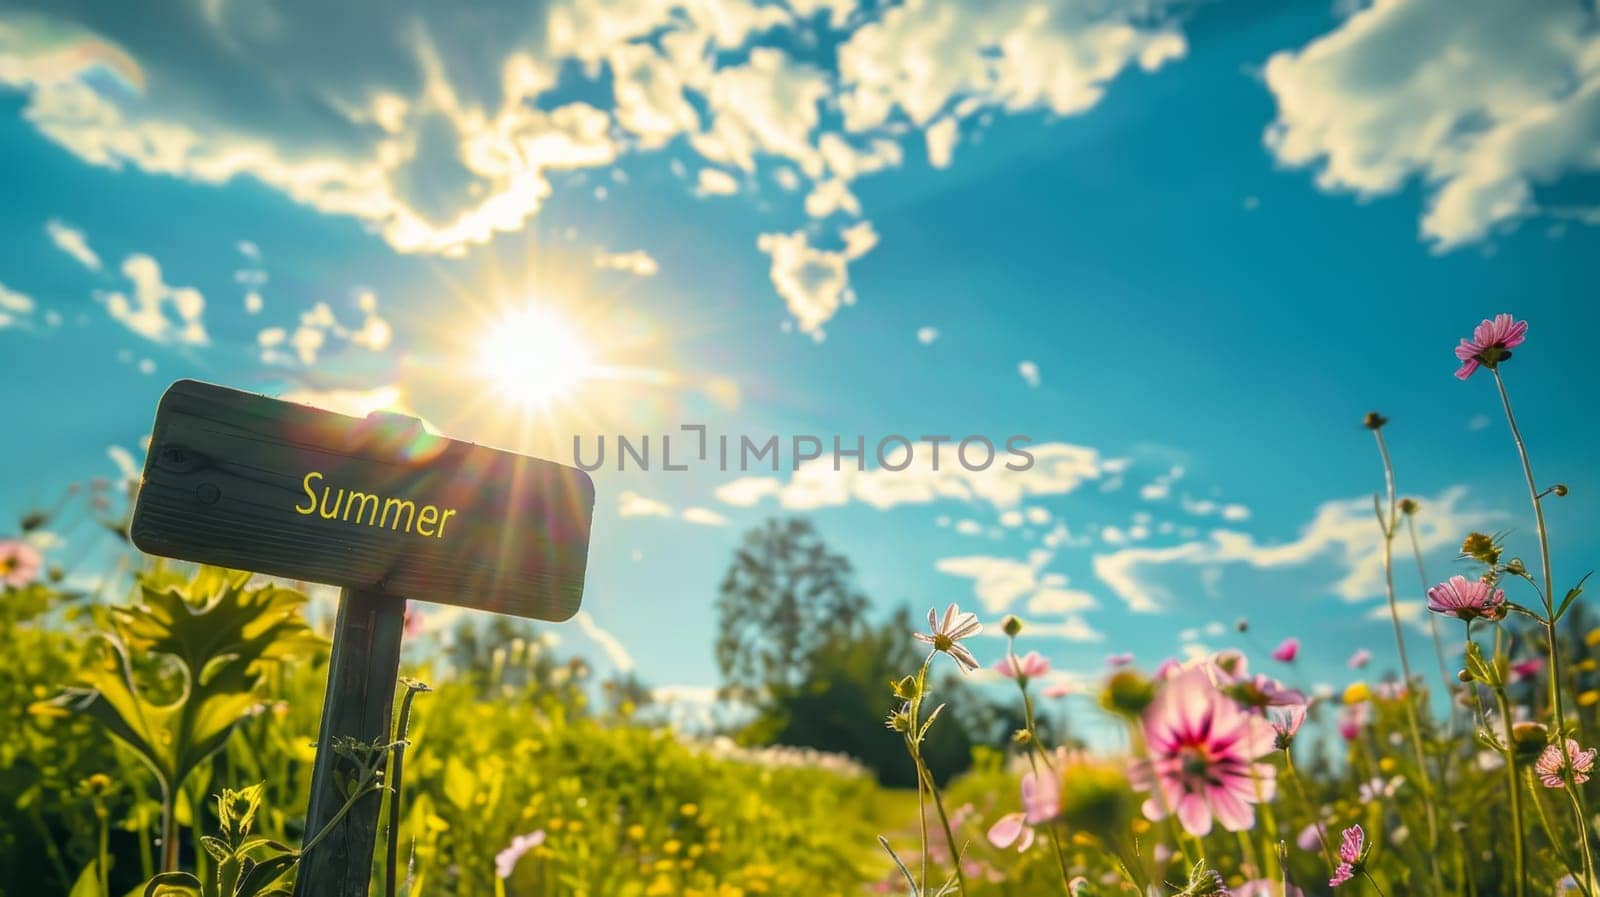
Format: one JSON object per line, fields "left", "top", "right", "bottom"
{"left": 476, "top": 306, "right": 597, "bottom": 410}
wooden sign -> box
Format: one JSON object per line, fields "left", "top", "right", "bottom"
{"left": 130, "top": 378, "right": 600, "bottom": 897}
{"left": 131, "top": 379, "right": 595, "bottom": 621}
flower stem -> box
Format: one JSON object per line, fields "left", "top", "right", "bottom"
{"left": 907, "top": 653, "right": 966, "bottom": 896}
{"left": 1361, "top": 868, "right": 1390, "bottom": 897}
{"left": 1370, "top": 429, "right": 1444, "bottom": 894}
{"left": 1285, "top": 752, "right": 1335, "bottom": 871}
{"left": 1490, "top": 367, "right": 1570, "bottom": 737}
{"left": 1564, "top": 782, "right": 1599, "bottom": 897}
{"left": 1492, "top": 684, "right": 1528, "bottom": 897}
{"left": 1006, "top": 639, "right": 1072, "bottom": 895}
{"left": 1404, "top": 514, "right": 1457, "bottom": 705}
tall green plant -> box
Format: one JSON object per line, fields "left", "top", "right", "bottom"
{"left": 43, "top": 567, "right": 321, "bottom": 871}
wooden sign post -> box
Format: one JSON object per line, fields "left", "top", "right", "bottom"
{"left": 129, "top": 379, "right": 596, "bottom": 897}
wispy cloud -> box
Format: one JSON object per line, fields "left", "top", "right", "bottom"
{"left": 715, "top": 441, "right": 1126, "bottom": 512}
{"left": 573, "top": 611, "right": 634, "bottom": 673}
{"left": 45, "top": 219, "right": 100, "bottom": 270}
{"left": 1092, "top": 486, "right": 1496, "bottom": 612}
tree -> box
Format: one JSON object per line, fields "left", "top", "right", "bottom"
{"left": 742, "top": 606, "right": 982, "bottom": 786}
{"left": 714, "top": 518, "right": 868, "bottom": 701}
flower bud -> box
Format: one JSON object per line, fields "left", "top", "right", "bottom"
{"left": 1234, "top": 617, "right": 1249, "bottom": 633}
{"left": 1510, "top": 721, "right": 1550, "bottom": 762}
{"left": 1100, "top": 670, "right": 1156, "bottom": 718}
{"left": 1364, "top": 411, "right": 1388, "bottom": 430}
{"left": 1012, "top": 729, "right": 1032, "bottom": 744}
{"left": 1553, "top": 484, "right": 1569, "bottom": 497}
{"left": 1457, "top": 668, "right": 1473, "bottom": 682}
{"left": 1399, "top": 498, "right": 1419, "bottom": 515}
{"left": 1002, "top": 614, "right": 1024, "bottom": 637}
{"left": 1460, "top": 532, "right": 1501, "bottom": 566}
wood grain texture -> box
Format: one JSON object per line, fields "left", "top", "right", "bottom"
{"left": 130, "top": 379, "right": 594, "bottom": 621}
{"left": 292, "top": 588, "right": 403, "bottom": 897}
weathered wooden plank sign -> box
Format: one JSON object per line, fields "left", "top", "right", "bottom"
{"left": 129, "top": 378, "right": 597, "bottom": 897}
{"left": 131, "top": 378, "right": 595, "bottom": 621}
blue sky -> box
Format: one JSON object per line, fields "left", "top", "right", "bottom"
{"left": 2, "top": 0, "right": 1598, "bottom": 731}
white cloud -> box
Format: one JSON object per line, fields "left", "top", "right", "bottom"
{"left": 696, "top": 167, "right": 741, "bottom": 196}
{"left": 45, "top": 219, "right": 100, "bottom": 270}
{"left": 106, "top": 444, "right": 139, "bottom": 481}
{"left": 594, "top": 249, "right": 659, "bottom": 276}
{"left": 713, "top": 440, "right": 1122, "bottom": 512}
{"left": 756, "top": 221, "right": 878, "bottom": 334}
{"left": 0, "top": 0, "right": 1190, "bottom": 334}
{"left": 100, "top": 253, "right": 206, "bottom": 345}
{"left": 925, "top": 116, "right": 958, "bottom": 169}
{"left": 1367, "top": 600, "right": 1431, "bottom": 634}
{"left": 1468, "top": 414, "right": 1492, "bottom": 432}
{"left": 916, "top": 326, "right": 939, "bottom": 344}
{"left": 681, "top": 506, "right": 728, "bottom": 526}
{"left": 1263, "top": 0, "right": 1600, "bottom": 249}
{"left": 937, "top": 548, "right": 1100, "bottom": 624}
{"left": 1093, "top": 485, "right": 1497, "bottom": 612}
{"left": 262, "top": 294, "right": 391, "bottom": 366}
{"left": 573, "top": 611, "right": 634, "bottom": 672}
{"left": 1018, "top": 360, "right": 1040, "bottom": 388}
{"left": 0, "top": 280, "right": 36, "bottom": 329}
{"left": 618, "top": 490, "right": 674, "bottom": 518}
{"left": 803, "top": 179, "right": 861, "bottom": 218}
{"left": 1139, "top": 465, "right": 1184, "bottom": 501}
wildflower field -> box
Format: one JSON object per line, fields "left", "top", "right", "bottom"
{"left": 3, "top": 314, "right": 1597, "bottom": 897}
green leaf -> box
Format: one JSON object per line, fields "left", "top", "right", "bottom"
{"left": 52, "top": 569, "right": 321, "bottom": 795}
{"left": 200, "top": 836, "right": 231, "bottom": 863}
{"left": 70, "top": 861, "right": 108, "bottom": 897}
{"left": 1556, "top": 572, "right": 1592, "bottom": 621}
{"left": 1465, "top": 641, "right": 1501, "bottom": 688}
{"left": 141, "top": 872, "right": 203, "bottom": 897}
{"left": 233, "top": 853, "right": 298, "bottom": 897}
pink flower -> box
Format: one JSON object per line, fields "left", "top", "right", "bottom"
{"left": 1338, "top": 703, "right": 1369, "bottom": 741}
{"left": 0, "top": 539, "right": 41, "bottom": 588}
{"left": 1272, "top": 637, "right": 1299, "bottom": 663}
{"left": 914, "top": 604, "right": 982, "bottom": 672}
{"left": 995, "top": 650, "right": 1050, "bottom": 680}
{"left": 1510, "top": 657, "right": 1544, "bottom": 683}
{"left": 1426, "top": 575, "right": 1506, "bottom": 622}
{"left": 1042, "top": 682, "right": 1073, "bottom": 698}
{"left": 1330, "top": 824, "right": 1365, "bottom": 887}
{"left": 1268, "top": 703, "right": 1307, "bottom": 750}
{"left": 495, "top": 829, "right": 546, "bottom": 879}
{"left": 1297, "top": 821, "right": 1325, "bottom": 852}
{"left": 1133, "top": 668, "right": 1277, "bottom": 836}
{"left": 986, "top": 771, "right": 1058, "bottom": 852}
{"left": 1535, "top": 739, "right": 1598, "bottom": 788}
{"left": 1347, "top": 649, "right": 1371, "bottom": 670}
{"left": 1107, "top": 652, "right": 1134, "bottom": 667}
{"left": 1454, "top": 314, "right": 1528, "bottom": 380}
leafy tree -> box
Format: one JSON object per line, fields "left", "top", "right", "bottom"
{"left": 741, "top": 607, "right": 982, "bottom": 786}
{"left": 714, "top": 518, "right": 868, "bottom": 701}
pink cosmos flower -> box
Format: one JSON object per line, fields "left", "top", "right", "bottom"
{"left": 0, "top": 539, "right": 41, "bottom": 588}
{"left": 1347, "top": 648, "right": 1371, "bottom": 670}
{"left": 1510, "top": 657, "right": 1544, "bottom": 683}
{"left": 1535, "top": 739, "right": 1598, "bottom": 789}
{"left": 1268, "top": 703, "right": 1307, "bottom": 750}
{"left": 1426, "top": 575, "right": 1506, "bottom": 622}
{"left": 1107, "top": 652, "right": 1134, "bottom": 667}
{"left": 995, "top": 650, "right": 1050, "bottom": 680}
{"left": 915, "top": 604, "right": 982, "bottom": 672}
{"left": 1454, "top": 314, "right": 1528, "bottom": 380}
{"left": 1132, "top": 668, "right": 1277, "bottom": 836}
{"left": 495, "top": 829, "right": 546, "bottom": 879}
{"left": 1338, "top": 703, "right": 1370, "bottom": 741}
{"left": 986, "top": 770, "right": 1059, "bottom": 852}
{"left": 403, "top": 607, "right": 427, "bottom": 638}
{"left": 1297, "top": 821, "right": 1326, "bottom": 852}
{"left": 1237, "top": 881, "right": 1306, "bottom": 897}
{"left": 1042, "top": 682, "right": 1073, "bottom": 698}
{"left": 1272, "top": 637, "right": 1299, "bottom": 663}
{"left": 1329, "top": 824, "right": 1365, "bottom": 887}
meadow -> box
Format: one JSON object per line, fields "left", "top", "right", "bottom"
{"left": 3, "top": 313, "right": 1597, "bottom": 897}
